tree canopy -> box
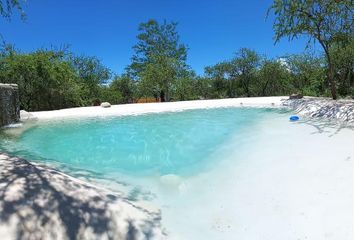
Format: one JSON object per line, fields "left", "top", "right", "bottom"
{"left": 0, "top": 45, "right": 120, "bottom": 110}
{"left": 0, "top": 47, "right": 82, "bottom": 110}
{"left": 128, "top": 19, "right": 191, "bottom": 102}
{"left": 269, "top": 0, "right": 354, "bottom": 99}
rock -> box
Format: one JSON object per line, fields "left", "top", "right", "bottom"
{"left": 20, "top": 110, "right": 37, "bottom": 121}
{"left": 289, "top": 93, "right": 303, "bottom": 100}
{"left": 100, "top": 102, "right": 111, "bottom": 108}
{"left": 159, "top": 174, "right": 186, "bottom": 193}
{"left": 0, "top": 83, "right": 20, "bottom": 127}
{"left": 160, "top": 174, "right": 182, "bottom": 186}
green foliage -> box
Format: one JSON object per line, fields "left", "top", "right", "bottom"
{"left": 0, "top": 0, "right": 25, "bottom": 19}
{"left": 269, "top": 0, "right": 354, "bottom": 99}
{"left": 255, "top": 59, "right": 293, "bottom": 96}
{"left": 205, "top": 48, "right": 262, "bottom": 98}
{"left": 172, "top": 71, "right": 197, "bottom": 101}
{"left": 138, "top": 55, "right": 177, "bottom": 101}
{"left": 128, "top": 19, "right": 191, "bottom": 101}
{"left": 129, "top": 19, "right": 187, "bottom": 76}
{"left": 205, "top": 62, "right": 230, "bottom": 98}
{"left": 284, "top": 54, "right": 326, "bottom": 96}
{"left": 0, "top": 16, "right": 353, "bottom": 112}
{"left": 269, "top": 0, "right": 353, "bottom": 44}
{"left": 99, "top": 86, "right": 123, "bottom": 105}
{"left": 0, "top": 47, "right": 82, "bottom": 110}
{"left": 231, "top": 48, "right": 261, "bottom": 97}
{"left": 331, "top": 36, "right": 354, "bottom": 97}
{"left": 109, "top": 75, "right": 136, "bottom": 103}
{"left": 193, "top": 77, "right": 213, "bottom": 100}
{"left": 0, "top": 45, "right": 114, "bottom": 111}
{"left": 204, "top": 48, "right": 333, "bottom": 98}
{"left": 71, "top": 55, "right": 111, "bottom": 105}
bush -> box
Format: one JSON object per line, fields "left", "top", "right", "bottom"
{"left": 0, "top": 49, "right": 83, "bottom": 110}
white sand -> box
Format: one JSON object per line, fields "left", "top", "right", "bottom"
{"left": 122, "top": 112, "right": 354, "bottom": 240}
{"left": 0, "top": 154, "right": 165, "bottom": 240}
{"left": 28, "top": 97, "right": 288, "bottom": 120}
{"left": 9, "top": 96, "right": 354, "bottom": 239}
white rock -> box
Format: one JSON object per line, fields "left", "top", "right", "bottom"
{"left": 100, "top": 102, "right": 111, "bottom": 108}
{"left": 160, "top": 174, "right": 183, "bottom": 189}
{"left": 20, "top": 110, "right": 36, "bottom": 121}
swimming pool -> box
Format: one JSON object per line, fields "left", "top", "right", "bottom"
{"left": 1, "top": 107, "right": 354, "bottom": 240}
{"left": 0, "top": 107, "right": 281, "bottom": 176}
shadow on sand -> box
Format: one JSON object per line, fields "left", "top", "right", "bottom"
{"left": 0, "top": 154, "right": 163, "bottom": 240}
{"left": 294, "top": 118, "right": 354, "bottom": 137}
{"left": 283, "top": 98, "right": 354, "bottom": 123}
{"left": 283, "top": 98, "right": 354, "bottom": 137}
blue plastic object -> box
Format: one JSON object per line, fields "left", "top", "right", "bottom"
{"left": 289, "top": 115, "right": 300, "bottom": 121}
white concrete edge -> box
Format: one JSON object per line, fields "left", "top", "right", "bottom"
{"left": 27, "top": 96, "right": 289, "bottom": 121}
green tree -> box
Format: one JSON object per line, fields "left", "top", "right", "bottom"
{"left": 269, "top": 0, "right": 354, "bottom": 99}
{"left": 99, "top": 86, "right": 123, "bottom": 105}
{"left": 204, "top": 62, "right": 229, "bottom": 98}
{"left": 285, "top": 53, "right": 326, "bottom": 96}
{"left": 128, "top": 19, "right": 189, "bottom": 101}
{"left": 0, "top": 46, "right": 118, "bottom": 110}
{"left": 173, "top": 70, "right": 197, "bottom": 101}
{"left": 193, "top": 77, "right": 213, "bottom": 100}
{"left": 256, "top": 59, "right": 292, "bottom": 96}
{"left": 110, "top": 74, "right": 136, "bottom": 103}
{"left": 0, "top": 47, "right": 82, "bottom": 110}
{"left": 331, "top": 36, "right": 354, "bottom": 96}
{"left": 204, "top": 48, "right": 261, "bottom": 98}
{"left": 71, "top": 55, "right": 111, "bottom": 105}
{"left": 230, "top": 48, "right": 261, "bottom": 97}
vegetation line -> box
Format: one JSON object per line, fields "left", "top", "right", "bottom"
{"left": 0, "top": 0, "right": 353, "bottom": 111}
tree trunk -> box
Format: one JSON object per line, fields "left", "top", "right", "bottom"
{"left": 262, "top": 80, "right": 269, "bottom": 96}
{"left": 328, "top": 60, "right": 337, "bottom": 100}
{"left": 319, "top": 40, "right": 337, "bottom": 100}
{"left": 165, "top": 87, "right": 169, "bottom": 102}
{"left": 160, "top": 90, "right": 165, "bottom": 102}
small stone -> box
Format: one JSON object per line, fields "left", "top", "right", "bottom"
{"left": 100, "top": 102, "right": 111, "bottom": 108}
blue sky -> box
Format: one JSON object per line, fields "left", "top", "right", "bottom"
{"left": 0, "top": 0, "right": 319, "bottom": 75}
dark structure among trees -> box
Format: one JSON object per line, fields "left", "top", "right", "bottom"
{"left": 0, "top": 83, "right": 20, "bottom": 126}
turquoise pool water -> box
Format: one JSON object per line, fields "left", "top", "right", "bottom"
{"left": 0, "top": 107, "right": 283, "bottom": 176}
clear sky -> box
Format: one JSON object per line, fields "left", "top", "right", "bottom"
{"left": 0, "top": 0, "right": 318, "bottom": 75}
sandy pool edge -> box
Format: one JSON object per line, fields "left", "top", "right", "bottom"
{"left": 27, "top": 96, "right": 288, "bottom": 121}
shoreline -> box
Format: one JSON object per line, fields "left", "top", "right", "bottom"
{"left": 26, "top": 96, "right": 288, "bottom": 121}
{"left": 18, "top": 96, "right": 354, "bottom": 124}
